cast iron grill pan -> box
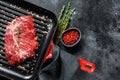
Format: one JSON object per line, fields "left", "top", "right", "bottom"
{"left": 0, "top": 0, "right": 57, "bottom": 80}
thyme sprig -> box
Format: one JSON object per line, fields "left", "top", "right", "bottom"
{"left": 54, "top": 2, "right": 75, "bottom": 44}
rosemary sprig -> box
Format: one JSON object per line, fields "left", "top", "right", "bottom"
{"left": 54, "top": 2, "right": 76, "bottom": 44}
{"left": 17, "top": 27, "right": 21, "bottom": 38}
{"left": 58, "top": 5, "right": 65, "bottom": 21}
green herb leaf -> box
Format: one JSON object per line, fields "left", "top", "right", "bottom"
{"left": 17, "top": 27, "right": 21, "bottom": 38}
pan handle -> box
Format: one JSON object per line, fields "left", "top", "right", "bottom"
{"left": 44, "top": 41, "right": 53, "bottom": 62}
{"left": 78, "top": 58, "right": 96, "bottom": 73}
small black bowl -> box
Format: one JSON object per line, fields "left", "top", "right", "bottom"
{"left": 60, "top": 27, "right": 81, "bottom": 48}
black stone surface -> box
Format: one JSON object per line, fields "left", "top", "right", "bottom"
{"left": 26, "top": 0, "right": 120, "bottom": 80}
{"left": 1, "top": 0, "right": 120, "bottom": 80}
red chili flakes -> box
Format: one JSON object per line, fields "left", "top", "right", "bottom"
{"left": 62, "top": 30, "right": 79, "bottom": 45}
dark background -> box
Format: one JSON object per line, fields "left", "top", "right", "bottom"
{"left": 1, "top": 0, "right": 120, "bottom": 80}
{"left": 25, "top": 0, "right": 120, "bottom": 80}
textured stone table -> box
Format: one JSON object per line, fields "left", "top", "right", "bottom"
{"left": 1, "top": 0, "right": 120, "bottom": 80}
{"left": 27, "top": 0, "right": 120, "bottom": 80}
{"left": 26, "top": 0, "right": 120, "bottom": 80}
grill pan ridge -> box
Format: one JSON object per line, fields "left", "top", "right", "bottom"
{"left": 0, "top": 0, "right": 57, "bottom": 80}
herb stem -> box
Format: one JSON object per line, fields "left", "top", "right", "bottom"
{"left": 58, "top": 5, "right": 65, "bottom": 21}
{"left": 17, "top": 27, "right": 21, "bottom": 38}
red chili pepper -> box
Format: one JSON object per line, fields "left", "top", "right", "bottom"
{"left": 62, "top": 30, "right": 79, "bottom": 45}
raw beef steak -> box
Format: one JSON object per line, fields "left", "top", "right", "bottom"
{"left": 4, "top": 16, "right": 38, "bottom": 65}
